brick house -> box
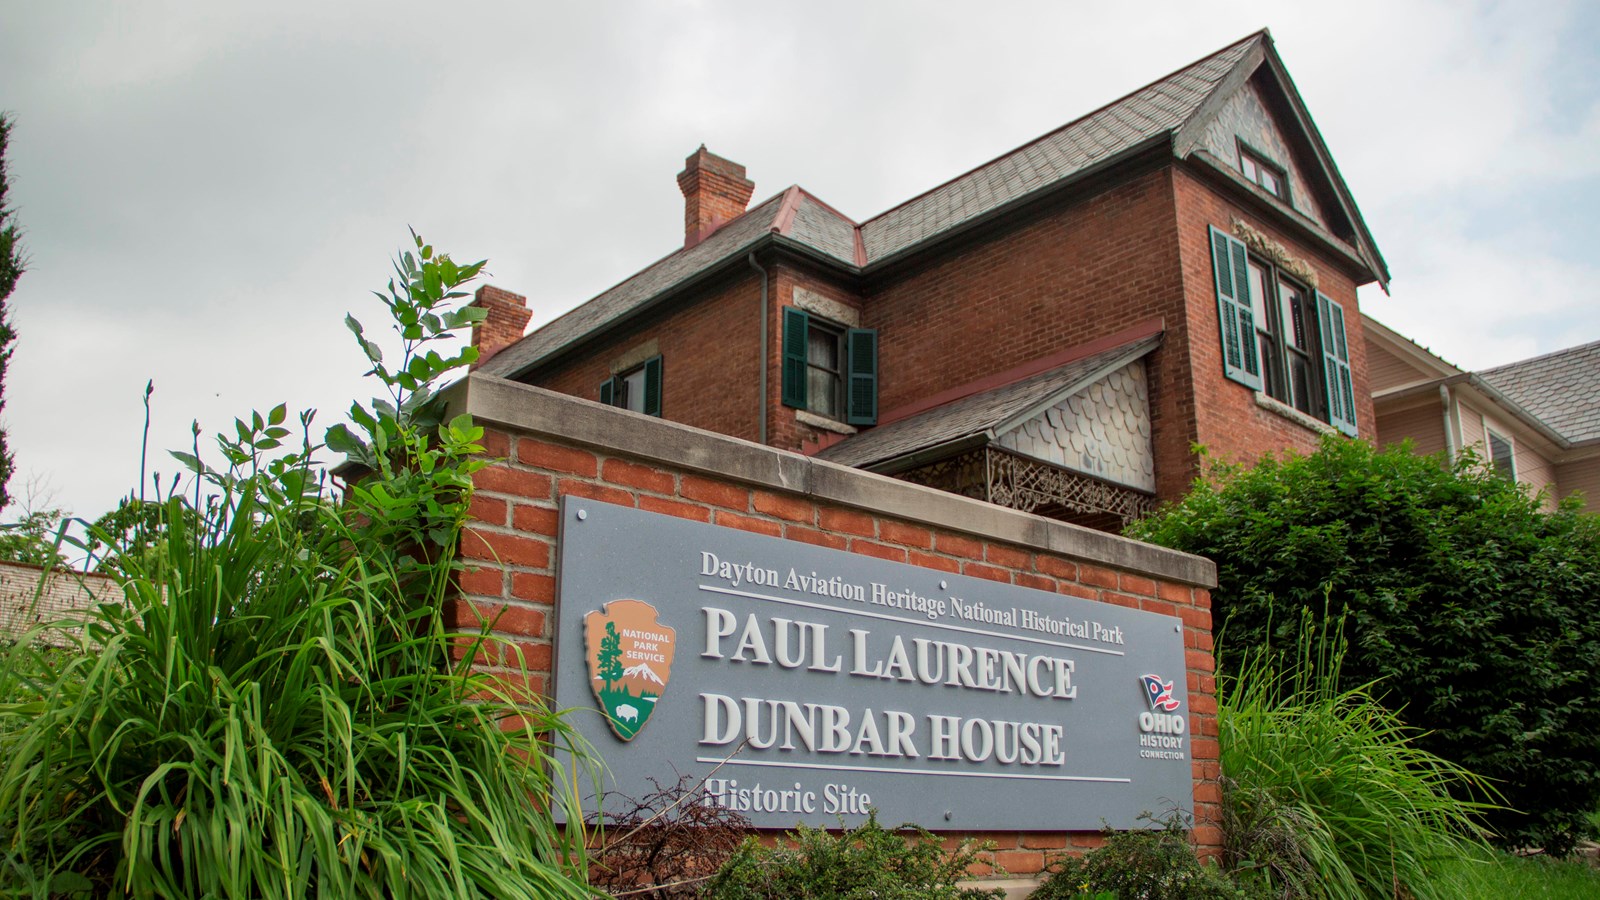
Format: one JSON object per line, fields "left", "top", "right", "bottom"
{"left": 472, "top": 30, "right": 1388, "bottom": 531}
{"left": 1365, "top": 315, "right": 1600, "bottom": 510}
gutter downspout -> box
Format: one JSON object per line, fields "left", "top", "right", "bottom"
{"left": 748, "top": 253, "right": 769, "bottom": 445}
{"left": 1439, "top": 383, "right": 1456, "bottom": 462}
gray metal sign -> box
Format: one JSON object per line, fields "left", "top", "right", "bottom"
{"left": 552, "top": 497, "right": 1194, "bottom": 830}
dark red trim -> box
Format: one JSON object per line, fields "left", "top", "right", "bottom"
{"left": 772, "top": 186, "right": 803, "bottom": 235}
{"left": 874, "top": 318, "right": 1165, "bottom": 427}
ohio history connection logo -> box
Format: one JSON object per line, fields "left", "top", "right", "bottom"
{"left": 1136, "top": 673, "right": 1186, "bottom": 760}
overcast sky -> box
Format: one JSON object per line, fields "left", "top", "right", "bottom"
{"left": 2, "top": 0, "right": 1597, "bottom": 523}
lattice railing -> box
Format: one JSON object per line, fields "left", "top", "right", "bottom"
{"left": 895, "top": 448, "right": 1156, "bottom": 530}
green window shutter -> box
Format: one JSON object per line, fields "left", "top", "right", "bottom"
{"left": 1209, "top": 226, "right": 1263, "bottom": 391}
{"left": 599, "top": 376, "right": 616, "bottom": 407}
{"left": 1316, "top": 291, "right": 1358, "bottom": 437}
{"left": 846, "top": 328, "right": 878, "bottom": 426}
{"left": 642, "top": 356, "right": 663, "bottom": 417}
{"left": 781, "top": 306, "right": 809, "bottom": 409}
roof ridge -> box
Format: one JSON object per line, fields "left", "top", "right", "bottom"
{"left": 771, "top": 186, "right": 804, "bottom": 235}
{"left": 1480, "top": 337, "right": 1600, "bottom": 375}
{"left": 794, "top": 187, "right": 860, "bottom": 226}
{"left": 790, "top": 187, "right": 867, "bottom": 266}
{"left": 514, "top": 190, "right": 789, "bottom": 339}
{"left": 857, "top": 30, "right": 1266, "bottom": 229}
{"left": 1363, "top": 313, "right": 1465, "bottom": 374}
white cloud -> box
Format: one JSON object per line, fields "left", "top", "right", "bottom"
{"left": 1, "top": 0, "right": 1596, "bottom": 520}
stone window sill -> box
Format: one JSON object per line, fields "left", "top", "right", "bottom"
{"left": 1254, "top": 392, "right": 1337, "bottom": 436}
{"left": 796, "top": 409, "right": 858, "bottom": 435}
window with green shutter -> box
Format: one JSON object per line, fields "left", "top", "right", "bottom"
{"left": 599, "top": 355, "right": 663, "bottom": 417}
{"left": 846, "top": 328, "right": 878, "bottom": 426}
{"left": 1210, "top": 225, "right": 1361, "bottom": 436}
{"left": 1315, "top": 292, "right": 1357, "bottom": 436}
{"left": 781, "top": 305, "right": 877, "bottom": 426}
{"left": 781, "top": 306, "right": 809, "bottom": 409}
{"left": 1209, "top": 226, "right": 1263, "bottom": 390}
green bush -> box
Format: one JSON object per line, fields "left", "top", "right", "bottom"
{"left": 1219, "top": 610, "right": 1495, "bottom": 899}
{"left": 1030, "top": 814, "right": 1242, "bottom": 900}
{"left": 705, "top": 812, "right": 1003, "bottom": 900}
{"left": 1130, "top": 437, "right": 1600, "bottom": 854}
{"left": 0, "top": 235, "right": 593, "bottom": 897}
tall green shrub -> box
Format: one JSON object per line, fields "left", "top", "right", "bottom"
{"left": 1219, "top": 610, "right": 1494, "bottom": 899}
{"left": 0, "top": 234, "right": 593, "bottom": 897}
{"left": 1130, "top": 437, "right": 1600, "bottom": 854}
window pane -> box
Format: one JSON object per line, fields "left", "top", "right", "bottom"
{"left": 1488, "top": 432, "right": 1515, "bottom": 479}
{"left": 1241, "top": 154, "right": 1257, "bottom": 181}
{"left": 1279, "top": 280, "right": 1306, "bottom": 349}
{"left": 1261, "top": 168, "right": 1281, "bottom": 197}
{"left": 808, "top": 368, "right": 839, "bottom": 417}
{"left": 1248, "top": 262, "right": 1270, "bottom": 334}
{"left": 1287, "top": 352, "right": 1312, "bottom": 414}
{"left": 808, "top": 328, "right": 839, "bottom": 370}
{"left": 621, "top": 368, "right": 647, "bottom": 413}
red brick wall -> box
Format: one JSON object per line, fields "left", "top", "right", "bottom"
{"left": 1171, "top": 165, "right": 1377, "bottom": 468}
{"left": 863, "top": 167, "right": 1199, "bottom": 502}
{"left": 450, "top": 413, "right": 1222, "bottom": 879}
{"left": 764, "top": 264, "right": 869, "bottom": 453}
{"left": 531, "top": 272, "right": 765, "bottom": 442}
{"left": 521, "top": 160, "right": 1379, "bottom": 509}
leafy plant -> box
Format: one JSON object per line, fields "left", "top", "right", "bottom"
{"left": 0, "top": 233, "right": 592, "bottom": 898}
{"left": 1434, "top": 848, "right": 1600, "bottom": 899}
{"left": 1031, "top": 813, "right": 1243, "bottom": 900}
{"left": 1130, "top": 437, "right": 1600, "bottom": 853}
{"left": 0, "top": 507, "right": 67, "bottom": 568}
{"left": 1218, "top": 608, "right": 1495, "bottom": 900}
{"left": 706, "top": 812, "right": 1003, "bottom": 900}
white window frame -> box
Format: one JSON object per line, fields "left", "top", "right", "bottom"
{"left": 1482, "top": 418, "right": 1517, "bottom": 481}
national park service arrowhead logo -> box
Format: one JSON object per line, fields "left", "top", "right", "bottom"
{"left": 584, "top": 599, "right": 676, "bottom": 741}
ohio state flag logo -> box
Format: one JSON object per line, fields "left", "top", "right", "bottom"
{"left": 584, "top": 599, "right": 676, "bottom": 741}
{"left": 1140, "top": 673, "right": 1181, "bottom": 712}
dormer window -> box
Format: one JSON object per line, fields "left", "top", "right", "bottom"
{"left": 600, "top": 356, "right": 663, "bottom": 416}
{"left": 1238, "top": 142, "right": 1288, "bottom": 202}
{"left": 781, "top": 306, "right": 878, "bottom": 426}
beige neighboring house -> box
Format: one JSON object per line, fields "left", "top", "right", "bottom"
{"left": 0, "top": 561, "right": 118, "bottom": 642}
{"left": 1364, "top": 314, "right": 1600, "bottom": 510}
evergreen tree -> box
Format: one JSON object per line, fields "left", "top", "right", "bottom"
{"left": 0, "top": 115, "right": 22, "bottom": 511}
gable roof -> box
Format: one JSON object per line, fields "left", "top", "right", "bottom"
{"left": 857, "top": 35, "right": 1257, "bottom": 262}
{"left": 485, "top": 30, "right": 1383, "bottom": 380}
{"left": 1363, "top": 313, "right": 1465, "bottom": 383}
{"left": 816, "top": 334, "right": 1161, "bottom": 471}
{"left": 1480, "top": 340, "right": 1600, "bottom": 445}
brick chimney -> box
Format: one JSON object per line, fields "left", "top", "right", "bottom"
{"left": 676, "top": 145, "right": 755, "bottom": 248}
{"left": 468, "top": 285, "right": 531, "bottom": 367}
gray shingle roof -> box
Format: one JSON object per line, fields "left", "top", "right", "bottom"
{"left": 480, "top": 192, "right": 790, "bottom": 377}
{"left": 486, "top": 33, "right": 1265, "bottom": 378}
{"left": 816, "top": 335, "right": 1161, "bottom": 469}
{"left": 788, "top": 192, "right": 860, "bottom": 265}
{"left": 858, "top": 37, "right": 1255, "bottom": 262}
{"left": 1480, "top": 341, "right": 1600, "bottom": 445}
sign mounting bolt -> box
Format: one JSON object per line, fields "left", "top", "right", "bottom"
{"left": 576, "top": 509, "right": 588, "bottom": 521}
